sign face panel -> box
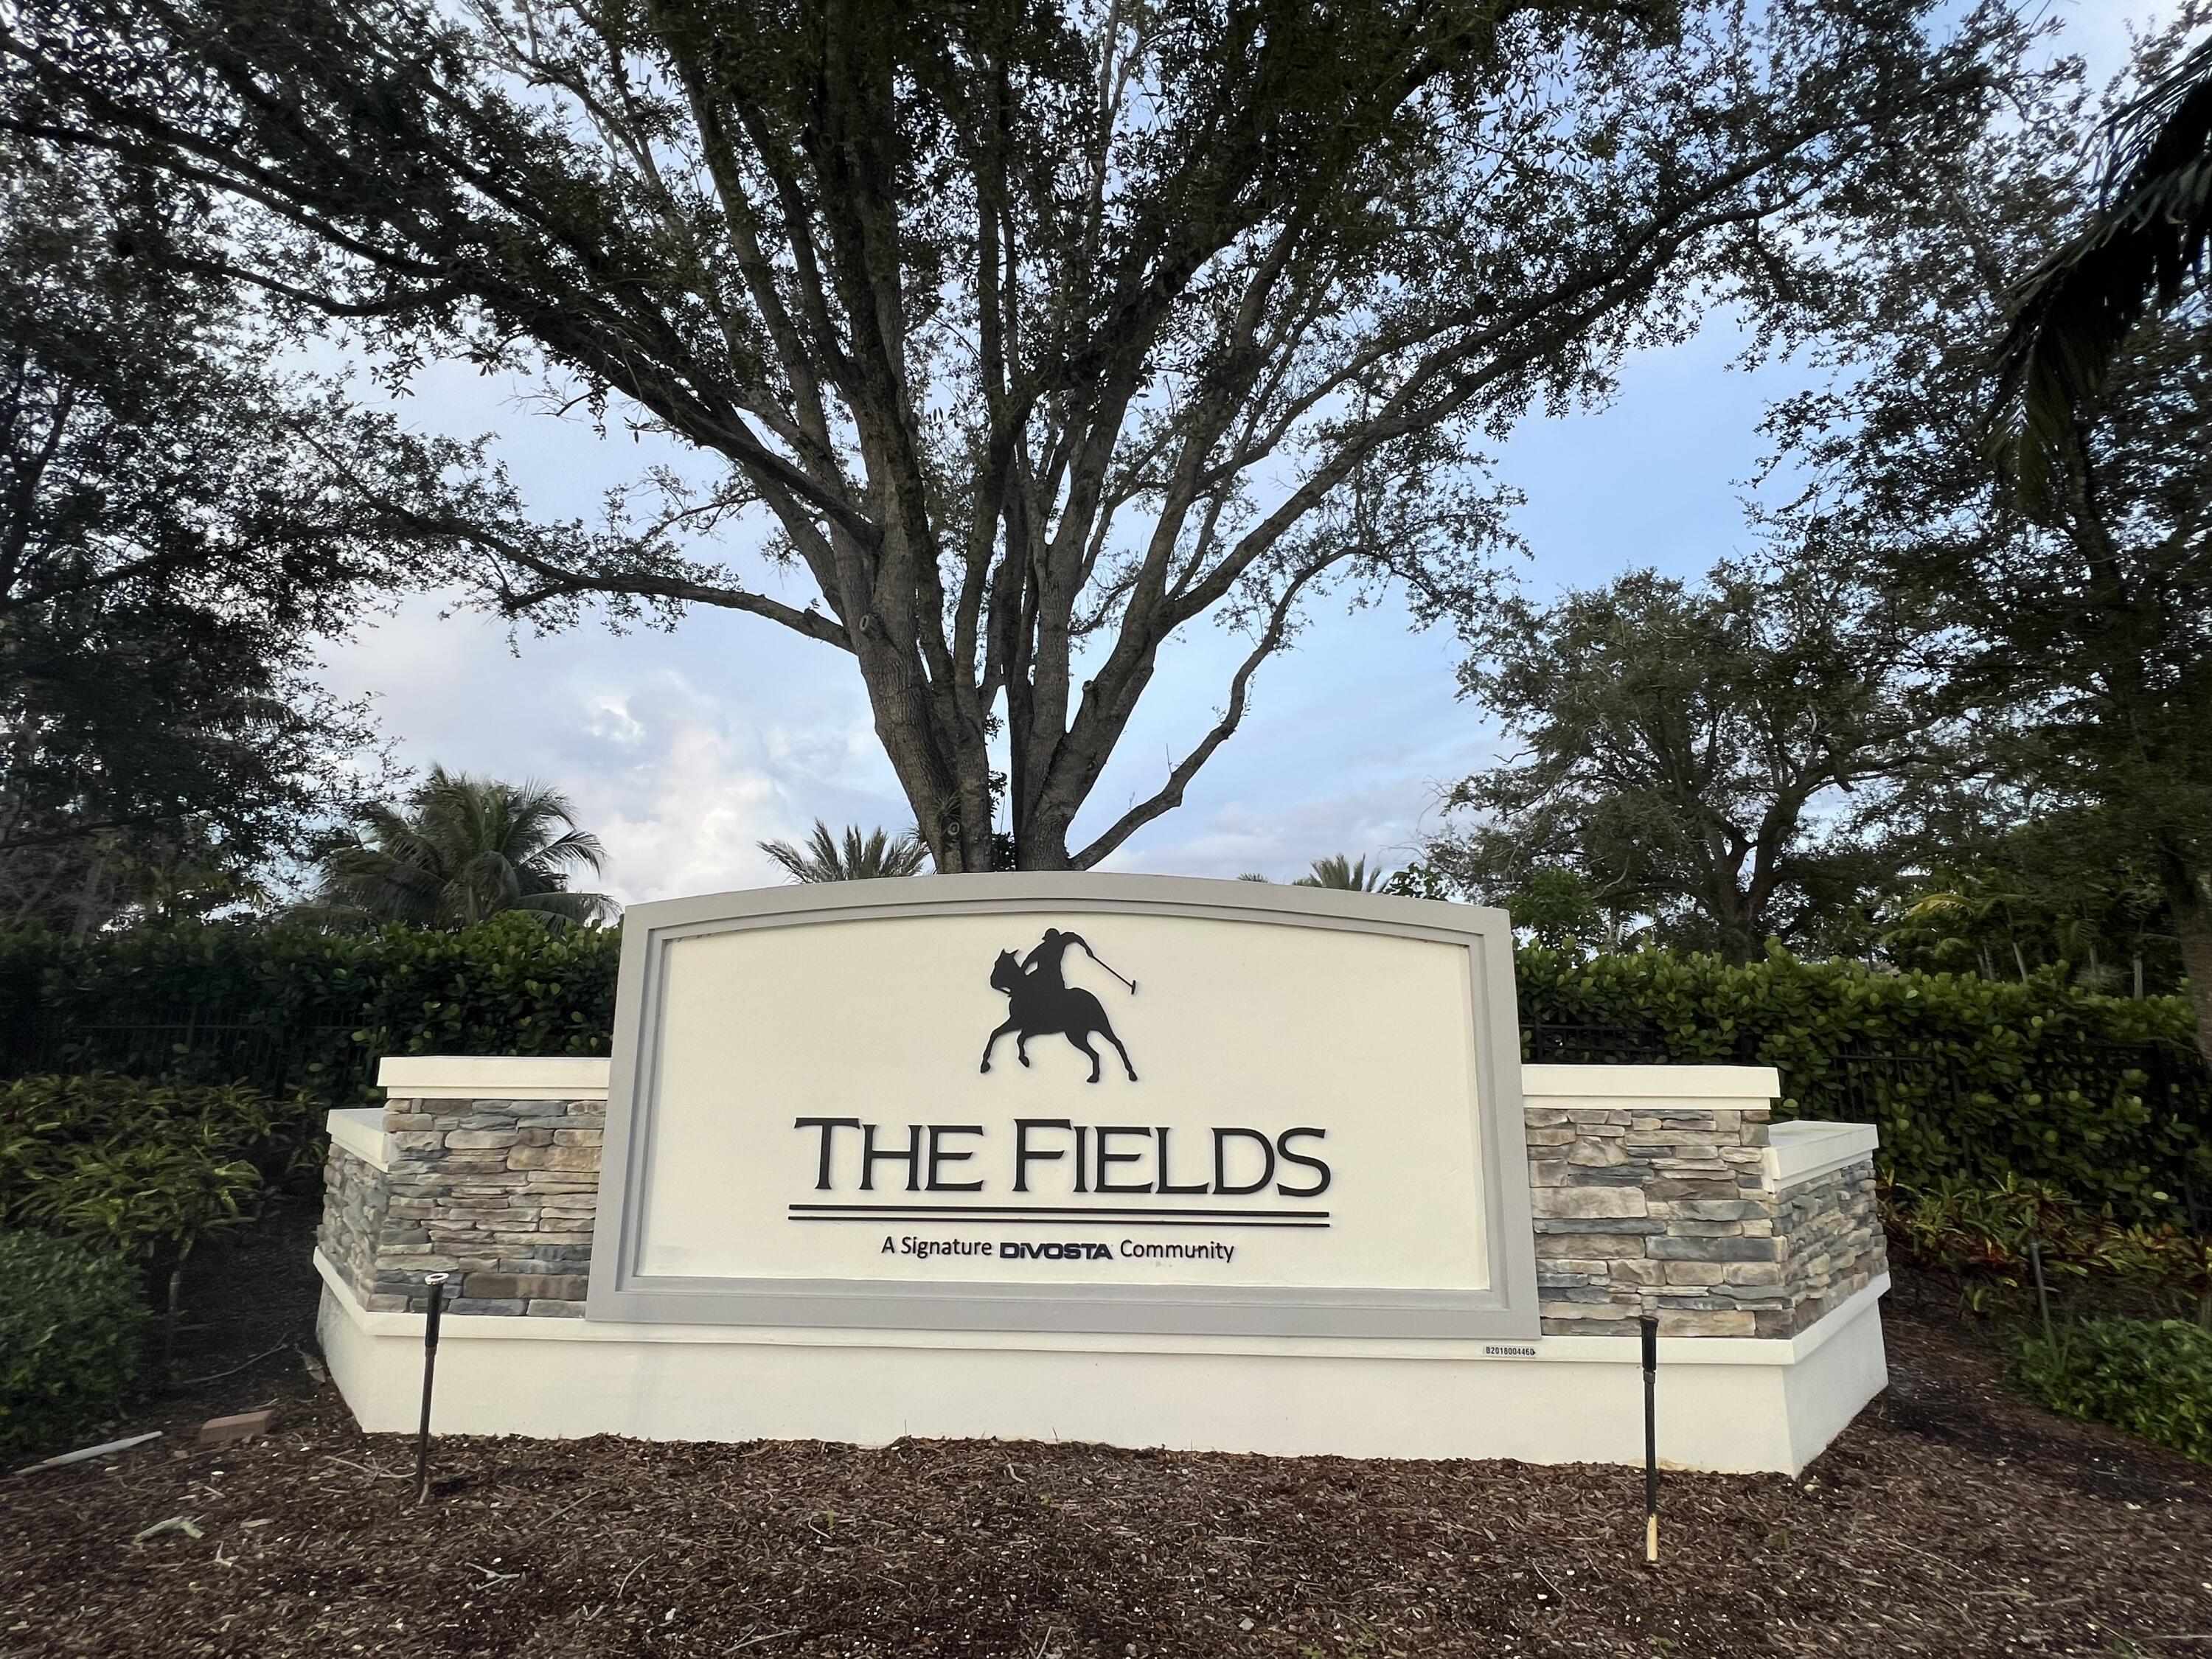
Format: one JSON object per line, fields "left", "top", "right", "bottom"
{"left": 589, "top": 874, "right": 1536, "bottom": 1338}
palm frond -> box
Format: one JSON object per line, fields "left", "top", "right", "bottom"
{"left": 759, "top": 821, "right": 931, "bottom": 881}
{"left": 1293, "top": 855, "right": 1388, "bottom": 891}
{"left": 293, "top": 765, "right": 616, "bottom": 931}
{"left": 1991, "top": 37, "right": 2212, "bottom": 501}
{"left": 510, "top": 888, "right": 622, "bottom": 926}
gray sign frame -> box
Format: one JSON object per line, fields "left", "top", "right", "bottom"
{"left": 586, "top": 873, "right": 1538, "bottom": 1339}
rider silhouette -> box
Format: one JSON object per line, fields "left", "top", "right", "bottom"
{"left": 1020, "top": 927, "right": 1091, "bottom": 993}
{"left": 982, "top": 929, "right": 1138, "bottom": 1082}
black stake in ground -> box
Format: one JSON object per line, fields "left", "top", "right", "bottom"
{"left": 2028, "top": 1238, "right": 2053, "bottom": 1343}
{"left": 1641, "top": 1313, "right": 1660, "bottom": 1566}
{"left": 414, "top": 1273, "right": 449, "bottom": 1504}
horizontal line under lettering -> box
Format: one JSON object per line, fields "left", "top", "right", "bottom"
{"left": 787, "top": 1203, "right": 1329, "bottom": 1219}
{"left": 785, "top": 1214, "right": 1329, "bottom": 1229}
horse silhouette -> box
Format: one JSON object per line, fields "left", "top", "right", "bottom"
{"left": 980, "top": 943, "right": 1138, "bottom": 1084}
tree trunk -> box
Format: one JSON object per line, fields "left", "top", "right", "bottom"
{"left": 1701, "top": 852, "right": 1763, "bottom": 965}
{"left": 1710, "top": 886, "right": 1763, "bottom": 964}
{"left": 2171, "top": 873, "right": 2212, "bottom": 1088}
{"left": 162, "top": 1252, "right": 187, "bottom": 1380}
{"left": 1718, "top": 926, "right": 1762, "bottom": 966}
{"left": 66, "top": 850, "right": 106, "bottom": 942}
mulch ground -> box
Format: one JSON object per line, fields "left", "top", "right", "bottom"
{"left": 3, "top": 1220, "right": 2208, "bottom": 1658}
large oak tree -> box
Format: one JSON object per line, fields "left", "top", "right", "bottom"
{"left": 1763, "top": 24, "right": 2212, "bottom": 1074}
{"left": 1424, "top": 556, "right": 1954, "bottom": 962}
{"left": 5, "top": 0, "right": 2021, "bottom": 869}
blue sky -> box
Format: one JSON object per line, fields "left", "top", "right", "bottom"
{"left": 316, "top": 1, "right": 2144, "bottom": 904}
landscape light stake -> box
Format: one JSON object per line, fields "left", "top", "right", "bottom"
{"left": 1641, "top": 1313, "right": 1660, "bottom": 1567}
{"left": 414, "top": 1273, "right": 449, "bottom": 1505}
{"left": 2027, "top": 1238, "right": 2053, "bottom": 1343}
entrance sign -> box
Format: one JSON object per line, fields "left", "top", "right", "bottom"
{"left": 588, "top": 874, "right": 1537, "bottom": 1337}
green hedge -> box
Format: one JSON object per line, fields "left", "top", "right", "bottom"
{"left": 0, "top": 914, "right": 619, "bottom": 1091}
{"left": 1519, "top": 947, "right": 2208, "bottom": 1219}
{"left": 0, "top": 922, "right": 2204, "bottom": 1217}
{"left": 2014, "top": 1318, "right": 2212, "bottom": 1464}
{"left": 0, "top": 1231, "right": 150, "bottom": 1462}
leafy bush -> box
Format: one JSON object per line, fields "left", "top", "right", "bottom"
{"left": 2014, "top": 1318, "right": 2212, "bottom": 1464}
{"left": 0, "top": 1231, "right": 150, "bottom": 1461}
{"left": 0, "top": 1076, "right": 280, "bottom": 1261}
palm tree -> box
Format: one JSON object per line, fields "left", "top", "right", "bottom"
{"left": 1896, "top": 875, "right": 2037, "bottom": 983}
{"left": 1992, "top": 35, "right": 2212, "bottom": 497}
{"left": 299, "top": 767, "right": 616, "bottom": 930}
{"left": 758, "top": 821, "right": 931, "bottom": 882}
{"left": 1293, "top": 855, "right": 1389, "bottom": 891}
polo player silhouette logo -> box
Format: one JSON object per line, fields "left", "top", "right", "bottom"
{"left": 980, "top": 928, "right": 1139, "bottom": 1083}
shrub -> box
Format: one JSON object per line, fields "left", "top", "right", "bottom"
{"left": 2014, "top": 1318, "right": 2212, "bottom": 1464}
{"left": 5, "top": 911, "right": 622, "bottom": 1057}
{"left": 0, "top": 1231, "right": 150, "bottom": 1462}
{"left": 0, "top": 914, "right": 621, "bottom": 1096}
{"left": 0, "top": 1076, "right": 278, "bottom": 1264}
{"left": 1882, "top": 1175, "right": 2212, "bottom": 1318}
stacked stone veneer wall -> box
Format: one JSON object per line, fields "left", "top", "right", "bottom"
{"left": 1774, "top": 1160, "right": 1886, "bottom": 1335}
{"left": 317, "top": 1092, "right": 605, "bottom": 1315}
{"left": 320, "top": 1075, "right": 1883, "bottom": 1338}
{"left": 1526, "top": 1102, "right": 1885, "bottom": 1338}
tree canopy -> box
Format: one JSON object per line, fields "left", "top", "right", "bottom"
{"left": 1877, "top": 809, "right": 2178, "bottom": 995}
{"left": 1425, "top": 557, "right": 1952, "bottom": 962}
{"left": 0, "top": 140, "right": 403, "bottom": 934}
{"left": 1294, "top": 855, "right": 1388, "bottom": 892}
{"left": 1, "top": 0, "right": 2027, "bottom": 869}
{"left": 758, "top": 821, "right": 930, "bottom": 883}
{"left": 1992, "top": 32, "right": 2212, "bottom": 498}
{"left": 1762, "top": 20, "right": 2212, "bottom": 1068}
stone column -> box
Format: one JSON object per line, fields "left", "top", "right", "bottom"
{"left": 317, "top": 1057, "right": 611, "bottom": 1316}
{"left": 1520, "top": 1065, "right": 1884, "bottom": 1338}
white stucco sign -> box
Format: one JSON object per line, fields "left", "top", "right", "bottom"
{"left": 588, "top": 874, "right": 1537, "bottom": 1337}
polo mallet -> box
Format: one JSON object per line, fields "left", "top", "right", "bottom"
{"left": 1081, "top": 943, "right": 1138, "bottom": 995}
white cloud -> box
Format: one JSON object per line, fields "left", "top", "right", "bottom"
{"left": 318, "top": 595, "right": 911, "bottom": 904}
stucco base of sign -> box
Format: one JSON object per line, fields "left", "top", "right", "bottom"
{"left": 314, "top": 1251, "right": 1886, "bottom": 1477}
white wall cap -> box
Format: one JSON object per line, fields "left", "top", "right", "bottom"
{"left": 1520, "top": 1063, "right": 1781, "bottom": 1102}
{"left": 376, "top": 1054, "right": 611, "bottom": 1100}
{"left": 326, "top": 1106, "right": 389, "bottom": 1172}
{"left": 1767, "top": 1119, "right": 1880, "bottom": 1190}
